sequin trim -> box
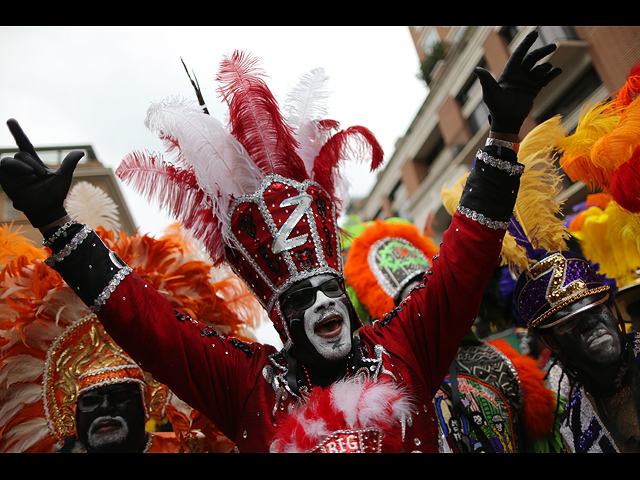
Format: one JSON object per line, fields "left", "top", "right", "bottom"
{"left": 227, "top": 173, "right": 342, "bottom": 314}
{"left": 528, "top": 286, "right": 610, "bottom": 329}
{"left": 476, "top": 149, "right": 524, "bottom": 176}
{"left": 90, "top": 266, "right": 133, "bottom": 313}
{"left": 45, "top": 225, "right": 92, "bottom": 267}
{"left": 457, "top": 205, "right": 509, "bottom": 230}
{"left": 487, "top": 343, "right": 524, "bottom": 413}
{"left": 367, "top": 237, "right": 430, "bottom": 300}
{"left": 42, "top": 219, "right": 78, "bottom": 246}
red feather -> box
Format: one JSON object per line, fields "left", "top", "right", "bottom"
{"left": 312, "top": 125, "right": 384, "bottom": 200}
{"left": 611, "top": 146, "right": 640, "bottom": 214}
{"left": 612, "top": 63, "right": 640, "bottom": 110}
{"left": 216, "top": 51, "right": 308, "bottom": 182}
{"left": 116, "top": 150, "right": 227, "bottom": 265}
{"left": 488, "top": 339, "right": 556, "bottom": 443}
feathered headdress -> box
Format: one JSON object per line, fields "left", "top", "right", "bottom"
{"left": 116, "top": 51, "right": 383, "bottom": 347}
{"left": 343, "top": 218, "right": 439, "bottom": 321}
{"left": 568, "top": 193, "right": 640, "bottom": 293}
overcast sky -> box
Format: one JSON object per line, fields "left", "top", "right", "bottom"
{"left": 0, "top": 26, "right": 428, "bottom": 238}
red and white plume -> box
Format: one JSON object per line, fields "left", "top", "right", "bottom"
{"left": 116, "top": 51, "right": 383, "bottom": 266}
{"left": 270, "top": 378, "right": 413, "bottom": 453}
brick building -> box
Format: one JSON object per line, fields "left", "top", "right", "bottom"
{"left": 352, "top": 26, "right": 640, "bottom": 243}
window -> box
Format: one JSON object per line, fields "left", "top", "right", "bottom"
{"left": 467, "top": 102, "right": 490, "bottom": 135}
{"left": 420, "top": 27, "right": 441, "bottom": 56}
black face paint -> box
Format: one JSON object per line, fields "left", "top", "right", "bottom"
{"left": 548, "top": 302, "right": 626, "bottom": 371}
{"left": 75, "top": 382, "right": 147, "bottom": 453}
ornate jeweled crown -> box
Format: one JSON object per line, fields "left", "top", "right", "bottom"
{"left": 226, "top": 174, "right": 342, "bottom": 341}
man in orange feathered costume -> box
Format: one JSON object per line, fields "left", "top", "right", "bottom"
{"left": 0, "top": 183, "right": 262, "bottom": 452}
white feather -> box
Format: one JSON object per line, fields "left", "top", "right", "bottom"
{"left": 329, "top": 378, "right": 413, "bottom": 429}
{"left": 0, "top": 383, "right": 43, "bottom": 426}
{"left": 284, "top": 68, "right": 332, "bottom": 175}
{"left": 65, "top": 181, "right": 121, "bottom": 232}
{"left": 2, "top": 417, "right": 50, "bottom": 453}
{"left": 144, "top": 96, "right": 264, "bottom": 220}
{"left": 0, "top": 354, "right": 43, "bottom": 388}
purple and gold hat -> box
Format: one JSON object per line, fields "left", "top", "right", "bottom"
{"left": 515, "top": 251, "right": 611, "bottom": 330}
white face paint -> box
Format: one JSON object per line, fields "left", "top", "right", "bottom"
{"left": 86, "top": 415, "right": 129, "bottom": 450}
{"left": 302, "top": 274, "right": 352, "bottom": 363}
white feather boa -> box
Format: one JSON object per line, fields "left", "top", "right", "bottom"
{"left": 270, "top": 377, "right": 414, "bottom": 453}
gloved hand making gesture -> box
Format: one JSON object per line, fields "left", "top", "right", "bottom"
{"left": 474, "top": 30, "right": 562, "bottom": 137}
{"left": 0, "top": 119, "right": 84, "bottom": 231}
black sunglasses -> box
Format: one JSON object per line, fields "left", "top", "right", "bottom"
{"left": 77, "top": 386, "right": 139, "bottom": 413}
{"left": 281, "top": 277, "right": 345, "bottom": 311}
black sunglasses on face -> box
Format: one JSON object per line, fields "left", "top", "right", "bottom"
{"left": 77, "top": 387, "right": 139, "bottom": 413}
{"left": 281, "top": 278, "right": 345, "bottom": 311}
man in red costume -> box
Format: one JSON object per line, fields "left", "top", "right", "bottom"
{"left": 0, "top": 32, "right": 561, "bottom": 452}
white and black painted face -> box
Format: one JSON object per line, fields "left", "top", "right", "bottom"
{"left": 281, "top": 274, "right": 352, "bottom": 366}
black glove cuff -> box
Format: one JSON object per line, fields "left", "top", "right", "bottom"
{"left": 46, "top": 225, "right": 132, "bottom": 311}
{"left": 488, "top": 114, "right": 524, "bottom": 136}
{"left": 458, "top": 146, "right": 521, "bottom": 225}
{"left": 28, "top": 206, "right": 68, "bottom": 229}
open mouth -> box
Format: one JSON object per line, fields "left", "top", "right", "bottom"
{"left": 314, "top": 313, "right": 344, "bottom": 338}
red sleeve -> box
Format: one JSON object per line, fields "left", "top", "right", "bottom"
{"left": 96, "top": 270, "right": 275, "bottom": 440}
{"left": 362, "top": 211, "right": 506, "bottom": 396}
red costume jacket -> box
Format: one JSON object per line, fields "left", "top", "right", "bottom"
{"left": 48, "top": 145, "right": 520, "bottom": 452}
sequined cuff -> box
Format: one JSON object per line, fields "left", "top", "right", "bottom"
{"left": 91, "top": 265, "right": 133, "bottom": 312}
{"left": 456, "top": 205, "right": 510, "bottom": 230}
{"left": 42, "top": 220, "right": 78, "bottom": 247}
{"left": 46, "top": 225, "right": 133, "bottom": 313}
{"left": 457, "top": 146, "right": 521, "bottom": 228}
{"left": 45, "top": 225, "right": 92, "bottom": 267}
{"left": 475, "top": 149, "right": 524, "bottom": 176}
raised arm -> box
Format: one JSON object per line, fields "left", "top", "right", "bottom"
{"left": 0, "top": 120, "right": 267, "bottom": 436}
{"left": 366, "top": 31, "right": 562, "bottom": 392}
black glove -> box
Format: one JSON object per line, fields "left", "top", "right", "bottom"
{"left": 0, "top": 119, "right": 84, "bottom": 228}
{"left": 474, "top": 31, "right": 562, "bottom": 135}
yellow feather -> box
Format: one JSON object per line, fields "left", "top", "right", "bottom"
{"left": 569, "top": 198, "right": 640, "bottom": 287}
{"left": 507, "top": 115, "right": 569, "bottom": 270}
{"left": 554, "top": 101, "right": 621, "bottom": 191}
{"left": 441, "top": 116, "right": 569, "bottom": 275}
{"left": 441, "top": 172, "right": 468, "bottom": 216}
